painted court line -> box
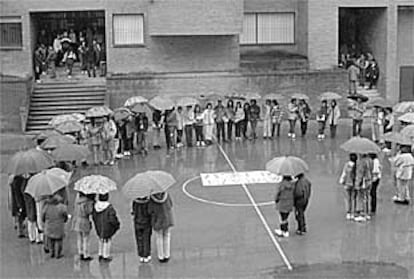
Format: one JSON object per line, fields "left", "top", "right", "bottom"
{"left": 215, "top": 142, "right": 294, "bottom": 271}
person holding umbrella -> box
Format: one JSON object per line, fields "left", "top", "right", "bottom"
{"left": 293, "top": 173, "right": 311, "bottom": 235}
{"left": 274, "top": 176, "right": 295, "bottom": 238}
{"left": 316, "top": 100, "right": 328, "bottom": 139}
{"left": 287, "top": 98, "right": 299, "bottom": 139}
{"left": 9, "top": 175, "right": 28, "bottom": 238}
{"left": 132, "top": 196, "right": 152, "bottom": 263}
{"left": 339, "top": 153, "right": 358, "bottom": 220}
{"left": 88, "top": 118, "right": 103, "bottom": 165}
{"left": 327, "top": 100, "right": 341, "bottom": 138}
{"left": 354, "top": 154, "right": 373, "bottom": 222}
{"left": 349, "top": 96, "right": 367, "bottom": 136}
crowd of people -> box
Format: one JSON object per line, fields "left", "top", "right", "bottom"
{"left": 34, "top": 28, "right": 105, "bottom": 82}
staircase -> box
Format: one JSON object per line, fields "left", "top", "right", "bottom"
{"left": 26, "top": 79, "right": 107, "bottom": 133}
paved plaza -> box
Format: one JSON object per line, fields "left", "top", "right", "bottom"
{"left": 1, "top": 121, "right": 413, "bottom": 279}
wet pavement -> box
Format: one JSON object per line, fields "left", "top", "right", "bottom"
{"left": 1, "top": 120, "right": 413, "bottom": 279}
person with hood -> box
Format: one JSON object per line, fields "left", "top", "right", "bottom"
{"left": 274, "top": 176, "right": 295, "bottom": 238}
{"left": 41, "top": 193, "right": 68, "bottom": 258}
{"left": 132, "top": 196, "right": 152, "bottom": 263}
{"left": 148, "top": 192, "right": 174, "bottom": 263}
{"left": 72, "top": 192, "right": 95, "bottom": 261}
{"left": 10, "top": 175, "right": 28, "bottom": 238}
{"left": 293, "top": 173, "right": 311, "bottom": 235}
{"left": 92, "top": 193, "right": 120, "bottom": 262}
{"left": 339, "top": 153, "right": 358, "bottom": 220}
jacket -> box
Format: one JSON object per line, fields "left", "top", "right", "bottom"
{"left": 234, "top": 107, "right": 245, "bottom": 123}
{"left": 24, "top": 192, "right": 37, "bottom": 222}
{"left": 135, "top": 115, "right": 149, "bottom": 132}
{"left": 348, "top": 65, "right": 360, "bottom": 81}
{"left": 71, "top": 194, "right": 94, "bottom": 233}
{"left": 92, "top": 201, "right": 120, "bottom": 239}
{"left": 327, "top": 106, "right": 341, "bottom": 126}
{"left": 42, "top": 196, "right": 68, "bottom": 239}
{"left": 275, "top": 180, "right": 294, "bottom": 213}
{"left": 214, "top": 105, "right": 227, "bottom": 123}
{"left": 355, "top": 156, "right": 373, "bottom": 190}
{"left": 271, "top": 105, "right": 283, "bottom": 124}
{"left": 294, "top": 176, "right": 311, "bottom": 208}
{"left": 203, "top": 109, "right": 215, "bottom": 125}
{"left": 166, "top": 111, "right": 178, "bottom": 127}
{"left": 394, "top": 153, "right": 414, "bottom": 180}
{"left": 148, "top": 193, "right": 174, "bottom": 231}
{"left": 10, "top": 175, "right": 27, "bottom": 218}
{"left": 339, "top": 161, "right": 356, "bottom": 189}
{"left": 249, "top": 104, "right": 261, "bottom": 121}
{"left": 132, "top": 198, "right": 151, "bottom": 229}
{"left": 350, "top": 103, "right": 366, "bottom": 120}
{"left": 183, "top": 110, "right": 195, "bottom": 126}
{"left": 287, "top": 103, "right": 298, "bottom": 120}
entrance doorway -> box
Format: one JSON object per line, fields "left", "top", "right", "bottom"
{"left": 30, "top": 10, "right": 106, "bottom": 81}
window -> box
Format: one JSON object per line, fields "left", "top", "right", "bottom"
{"left": 240, "top": 13, "right": 295, "bottom": 45}
{"left": 0, "top": 17, "right": 23, "bottom": 48}
{"left": 113, "top": 14, "right": 144, "bottom": 46}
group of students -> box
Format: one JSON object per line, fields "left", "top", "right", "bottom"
{"left": 9, "top": 165, "right": 174, "bottom": 264}
{"left": 34, "top": 28, "right": 104, "bottom": 82}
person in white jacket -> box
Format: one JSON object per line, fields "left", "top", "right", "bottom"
{"left": 263, "top": 100, "right": 272, "bottom": 139}
{"left": 203, "top": 103, "right": 215, "bottom": 145}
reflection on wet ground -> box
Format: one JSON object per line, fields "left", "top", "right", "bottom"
{"left": 1, "top": 122, "right": 413, "bottom": 278}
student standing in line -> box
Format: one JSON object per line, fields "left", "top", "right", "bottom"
{"left": 183, "top": 105, "right": 195, "bottom": 147}
{"left": 92, "top": 193, "right": 120, "bottom": 262}
{"left": 316, "top": 100, "right": 328, "bottom": 140}
{"left": 136, "top": 112, "right": 149, "bottom": 155}
{"left": 339, "top": 153, "right": 358, "bottom": 220}
{"left": 242, "top": 102, "right": 250, "bottom": 140}
{"left": 132, "top": 196, "right": 152, "bottom": 263}
{"left": 10, "top": 175, "right": 28, "bottom": 238}
{"left": 354, "top": 154, "right": 373, "bottom": 222}
{"left": 293, "top": 173, "right": 311, "bottom": 235}
{"left": 102, "top": 116, "right": 117, "bottom": 165}
{"left": 271, "top": 100, "right": 282, "bottom": 138}
{"left": 234, "top": 102, "right": 245, "bottom": 140}
{"left": 226, "top": 100, "right": 235, "bottom": 141}
{"left": 351, "top": 97, "right": 366, "bottom": 137}
{"left": 274, "top": 176, "right": 295, "bottom": 238}
{"left": 203, "top": 103, "right": 215, "bottom": 145}
{"left": 287, "top": 99, "right": 299, "bottom": 139}
{"left": 214, "top": 100, "right": 226, "bottom": 143}
{"left": 88, "top": 118, "right": 103, "bottom": 165}
{"left": 148, "top": 192, "right": 174, "bottom": 263}
{"left": 194, "top": 104, "right": 205, "bottom": 146}
{"left": 175, "top": 107, "right": 184, "bottom": 148}
{"left": 23, "top": 175, "right": 40, "bottom": 243}
{"left": 327, "top": 100, "right": 341, "bottom": 138}
{"left": 263, "top": 99, "right": 272, "bottom": 139}
{"left": 249, "top": 99, "right": 260, "bottom": 140}
{"left": 369, "top": 153, "right": 382, "bottom": 215}
{"left": 298, "top": 100, "right": 311, "bottom": 137}
{"left": 152, "top": 110, "right": 163, "bottom": 150}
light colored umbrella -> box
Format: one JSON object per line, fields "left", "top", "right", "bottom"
{"left": 52, "top": 144, "right": 90, "bottom": 162}
{"left": 24, "top": 168, "right": 71, "bottom": 198}
{"left": 400, "top": 125, "right": 414, "bottom": 139}
{"left": 382, "top": 132, "right": 413, "bottom": 145}
{"left": 7, "top": 149, "right": 55, "bottom": 175}
{"left": 113, "top": 107, "right": 132, "bottom": 121}
{"left": 49, "top": 114, "right": 79, "bottom": 127}
{"left": 393, "top": 101, "right": 414, "bottom": 114}
{"left": 176, "top": 97, "right": 199, "bottom": 107}
{"left": 398, "top": 112, "right": 414, "bottom": 124}
{"left": 319, "top": 92, "right": 342, "bottom": 101}
{"left": 394, "top": 153, "right": 414, "bottom": 167}
{"left": 40, "top": 135, "right": 77, "bottom": 149}
{"left": 122, "top": 170, "right": 176, "bottom": 199}
{"left": 243, "top": 92, "right": 262, "bottom": 100}
{"left": 149, "top": 96, "right": 175, "bottom": 111}
{"left": 85, "top": 106, "right": 113, "bottom": 118}
{"left": 131, "top": 103, "right": 152, "bottom": 115}
{"left": 34, "top": 129, "right": 62, "bottom": 141}
{"left": 55, "top": 121, "right": 83, "bottom": 134}
{"left": 71, "top": 113, "right": 86, "bottom": 122}
{"left": 340, "top": 137, "right": 381, "bottom": 154}
{"left": 124, "top": 96, "right": 148, "bottom": 107}
{"left": 291, "top": 93, "right": 309, "bottom": 100}
{"left": 74, "top": 175, "right": 117, "bottom": 195}
{"left": 264, "top": 93, "right": 285, "bottom": 101}
{"left": 265, "top": 156, "right": 309, "bottom": 177}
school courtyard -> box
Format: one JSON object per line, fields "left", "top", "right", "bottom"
{"left": 1, "top": 121, "right": 413, "bottom": 279}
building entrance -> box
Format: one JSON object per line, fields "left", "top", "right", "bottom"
{"left": 30, "top": 10, "right": 106, "bottom": 81}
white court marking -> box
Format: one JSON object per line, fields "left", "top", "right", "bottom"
{"left": 182, "top": 176, "right": 275, "bottom": 207}
{"left": 215, "top": 142, "right": 294, "bottom": 271}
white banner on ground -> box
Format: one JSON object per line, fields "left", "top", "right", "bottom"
{"left": 200, "top": 171, "right": 282, "bottom": 187}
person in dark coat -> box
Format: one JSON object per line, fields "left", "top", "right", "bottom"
{"left": 242, "top": 102, "right": 250, "bottom": 140}
{"left": 24, "top": 189, "right": 39, "bottom": 243}
{"left": 148, "top": 192, "right": 174, "bottom": 263}
{"left": 92, "top": 193, "right": 120, "bottom": 262}
{"left": 293, "top": 173, "right": 312, "bottom": 235}
{"left": 41, "top": 194, "right": 68, "bottom": 258}
{"left": 85, "top": 44, "right": 96, "bottom": 78}
{"left": 132, "top": 197, "right": 152, "bottom": 263}
{"left": 10, "top": 175, "right": 28, "bottom": 238}
{"left": 274, "top": 176, "right": 295, "bottom": 238}
{"left": 249, "top": 99, "right": 260, "bottom": 140}
{"left": 135, "top": 112, "right": 149, "bottom": 155}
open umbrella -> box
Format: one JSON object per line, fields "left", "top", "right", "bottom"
{"left": 71, "top": 113, "right": 86, "bottom": 122}
{"left": 243, "top": 92, "right": 262, "bottom": 100}
{"left": 55, "top": 121, "right": 83, "bottom": 134}
{"left": 225, "top": 92, "right": 246, "bottom": 101}
{"left": 149, "top": 96, "right": 175, "bottom": 111}
{"left": 340, "top": 137, "right": 381, "bottom": 154}
{"left": 52, "top": 144, "right": 90, "bottom": 162}
{"left": 74, "top": 175, "right": 117, "bottom": 195}
{"left": 265, "top": 156, "right": 309, "bottom": 177}
{"left": 319, "top": 92, "right": 342, "bottom": 101}
{"left": 113, "top": 107, "right": 132, "bottom": 121}
{"left": 24, "top": 168, "right": 71, "bottom": 198}
{"left": 7, "top": 149, "right": 55, "bottom": 175}
{"left": 49, "top": 114, "right": 79, "bottom": 127}
{"left": 291, "top": 93, "right": 309, "bottom": 100}
{"left": 131, "top": 103, "right": 152, "bottom": 115}
{"left": 176, "top": 97, "right": 199, "bottom": 107}
{"left": 263, "top": 93, "right": 285, "bottom": 101}
{"left": 40, "top": 135, "right": 77, "bottom": 149}
{"left": 347, "top": 94, "right": 369, "bottom": 102}
{"left": 393, "top": 101, "right": 414, "bottom": 114}
{"left": 398, "top": 112, "right": 414, "bottom": 124}
{"left": 34, "top": 129, "right": 62, "bottom": 141}
{"left": 400, "top": 125, "right": 414, "bottom": 139}
{"left": 122, "top": 170, "right": 176, "bottom": 199}
{"left": 86, "top": 106, "right": 113, "bottom": 118}
{"left": 124, "top": 96, "right": 148, "bottom": 107}
{"left": 382, "top": 132, "right": 412, "bottom": 145}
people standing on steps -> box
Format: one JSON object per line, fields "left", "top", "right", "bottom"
{"left": 348, "top": 60, "right": 360, "bottom": 95}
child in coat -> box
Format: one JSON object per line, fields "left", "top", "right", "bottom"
{"left": 274, "top": 176, "right": 295, "bottom": 238}
{"left": 293, "top": 173, "right": 311, "bottom": 235}
{"left": 72, "top": 192, "right": 95, "bottom": 261}
{"left": 41, "top": 194, "right": 68, "bottom": 258}
{"left": 339, "top": 153, "right": 358, "bottom": 220}
{"left": 148, "top": 192, "right": 174, "bottom": 263}
{"left": 92, "top": 193, "right": 120, "bottom": 262}
{"left": 132, "top": 197, "right": 152, "bottom": 263}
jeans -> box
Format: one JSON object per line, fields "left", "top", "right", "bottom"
{"left": 242, "top": 120, "right": 248, "bottom": 139}
{"left": 352, "top": 119, "right": 363, "bottom": 136}
{"left": 288, "top": 119, "right": 296, "bottom": 134}
{"left": 216, "top": 122, "right": 225, "bottom": 141}
{"left": 250, "top": 120, "right": 258, "bottom": 139}
{"left": 272, "top": 123, "right": 280, "bottom": 137}
{"left": 263, "top": 118, "right": 272, "bottom": 138}
{"left": 279, "top": 212, "right": 290, "bottom": 232}
{"left": 184, "top": 125, "right": 193, "bottom": 146}
{"left": 91, "top": 144, "right": 102, "bottom": 164}
{"left": 87, "top": 62, "right": 96, "bottom": 78}
{"left": 134, "top": 226, "right": 152, "bottom": 258}
{"left": 227, "top": 121, "right": 233, "bottom": 140}
{"left": 300, "top": 121, "right": 308, "bottom": 136}
{"left": 295, "top": 204, "right": 307, "bottom": 232}
{"left": 98, "top": 238, "right": 112, "bottom": 258}
{"left": 49, "top": 237, "right": 63, "bottom": 257}
{"left": 136, "top": 131, "right": 146, "bottom": 152}
{"left": 177, "top": 129, "right": 183, "bottom": 144}
{"left": 77, "top": 232, "right": 90, "bottom": 257}
{"left": 356, "top": 188, "right": 370, "bottom": 216}
{"left": 66, "top": 58, "right": 74, "bottom": 76}
{"left": 235, "top": 121, "right": 242, "bottom": 138}
{"left": 349, "top": 80, "right": 357, "bottom": 94}
{"left": 318, "top": 121, "right": 326, "bottom": 135}
{"left": 344, "top": 188, "right": 357, "bottom": 214}
{"left": 370, "top": 179, "right": 380, "bottom": 213}
{"left": 195, "top": 125, "right": 204, "bottom": 142}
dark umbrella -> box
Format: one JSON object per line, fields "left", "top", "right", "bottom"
{"left": 347, "top": 94, "right": 369, "bottom": 102}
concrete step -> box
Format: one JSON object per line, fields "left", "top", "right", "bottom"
{"left": 33, "top": 88, "right": 106, "bottom": 95}
{"left": 31, "top": 96, "right": 105, "bottom": 102}
{"left": 30, "top": 100, "right": 104, "bottom": 107}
